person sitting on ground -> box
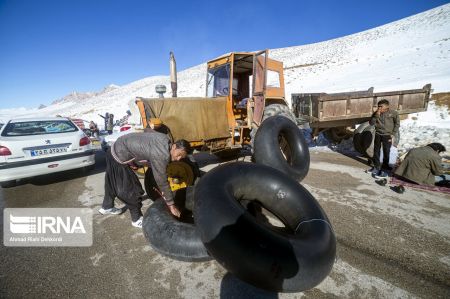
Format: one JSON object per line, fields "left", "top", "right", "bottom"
{"left": 394, "top": 143, "right": 446, "bottom": 186}
{"left": 99, "top": 131, "right": 190, "bottom": 228}
{"left": 369, "top": 99, "right": 400, "bottom": 178}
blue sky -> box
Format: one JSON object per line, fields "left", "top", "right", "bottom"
{"left": 0, "top": 0, "right": 448, "bottom": 109}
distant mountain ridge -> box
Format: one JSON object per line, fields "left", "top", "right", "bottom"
{"left": 51, "top": 84, "right": 120, "bottom": 105}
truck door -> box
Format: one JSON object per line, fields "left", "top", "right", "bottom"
{"left": 252, "top": 50, "right": 268, "bottom": 126}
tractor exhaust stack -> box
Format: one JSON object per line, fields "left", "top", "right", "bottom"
{"left": 170, "top": 51, "right": 177, "bottom": 97}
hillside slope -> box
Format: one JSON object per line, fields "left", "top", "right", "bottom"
{"left": 1, "top": 4, "right": 449, "bottom": 141}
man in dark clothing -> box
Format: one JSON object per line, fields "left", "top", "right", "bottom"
{"left": 106, "top": 114, "right": 114, "bottom": 134}
{"left": 99, "top": 131, "right": 191, "bottom": 228}
{"left": 395, "top": 143, "right": 446, "bottom": 186}
{"left": 369, "top": 99, "right": 400, "bottom": 178}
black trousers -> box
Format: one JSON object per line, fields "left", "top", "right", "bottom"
{"left": 373, "top": 133, "right": 392, "bottom": 171}
{"left": 102, "top": 149, "right": 144, "bottom": 222}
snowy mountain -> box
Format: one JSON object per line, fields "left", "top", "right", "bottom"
{"left": 1, "top": 4, "right": 449, "bottom": 152}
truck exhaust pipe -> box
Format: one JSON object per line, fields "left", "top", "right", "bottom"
{"left": 170, "top": 51, "right": 177, "bottom": 97}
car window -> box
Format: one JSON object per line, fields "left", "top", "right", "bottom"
{"left": 1, "top": 120, "right": 79, "bottom": 136}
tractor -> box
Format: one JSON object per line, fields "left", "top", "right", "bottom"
{"left": 133, "top": 50, "right": 297, "bottom": 194}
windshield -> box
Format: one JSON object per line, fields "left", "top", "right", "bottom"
{"left": 1, "top": 120, "right": 79, "bottom": 137}
{"left": 206, "top": 64, "right": 230, "bottom": 97}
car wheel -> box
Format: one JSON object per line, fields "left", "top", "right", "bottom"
{"left": 1, "top": 180, "right": 17, "bottom": 188}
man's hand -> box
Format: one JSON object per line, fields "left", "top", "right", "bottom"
{"left": 168, "top": 204, "right": 181, "bottom": 218}
{"left": 375, "top": 107, "right": 381, "bottom": 115}
{"left": 390, "top": 135, "right": 398, "bottom": 147}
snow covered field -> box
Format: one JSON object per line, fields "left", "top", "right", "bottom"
{"left": 1, "top": 4, "right": 449, "bottom": 153}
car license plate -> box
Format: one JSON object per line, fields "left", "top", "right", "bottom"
{"left": 31, "top": 147, "right": 68, "bottom": 157}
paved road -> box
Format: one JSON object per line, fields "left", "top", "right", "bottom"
{"left": 1, "top": 150, "right": 449, "bottom": 298}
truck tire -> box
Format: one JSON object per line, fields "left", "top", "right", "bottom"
{"left": 193, "top": 162, "right": 336, "bottom": 292}
{"left": 323, "top": 127, "right": 352, "bottom": 144}
{"left": 262, "top": 103, "right": 297, "bottom": 123}
{"left": 254, "top": 115, "right": 310, "bottom": 182}
{"left": 353, "top": 122, "right": 374, "bottom": 157}
{"left": 143, "top": 190, "right": 211, "bottom": 262}
{"left": 250, "top": 103, "right": 297, "bottom": 147}
{"left": 353, "top": 122, "right": 370, "bottom": 155}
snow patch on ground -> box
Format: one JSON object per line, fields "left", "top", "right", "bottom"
{"left": 400, "top": 101, "right": 450, "bottom": 154}
{"left": 306, "top": 161, "right": 450, "bottom": 238}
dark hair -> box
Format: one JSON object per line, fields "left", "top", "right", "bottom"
{"left": 377, "top": 99, "right": 389, "bottom": 106}
{"left": 174, "top": 139, "right": 192, "bottom": 154}
{"left": 427, "top": 143, "right": 446, "bottom": 153}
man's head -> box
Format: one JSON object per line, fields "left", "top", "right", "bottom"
{"left": 377, "top": 99, "right": 390, "bottom": 113}
{"left": 170, "top": 139, "right": 191, "bottom": 161}
{"left": 427, "top": 143, "right": 446, "bottom": 153}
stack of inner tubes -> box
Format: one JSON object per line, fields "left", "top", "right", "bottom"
{"left": 143, "top": 115, "right": 336, "bottom": 293}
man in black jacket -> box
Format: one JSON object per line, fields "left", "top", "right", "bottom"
{"left": 369, "top": 99, "right": 400, "bottom": 178}
{"left": 99, "top": 131, "right": 191, "bottom": 228}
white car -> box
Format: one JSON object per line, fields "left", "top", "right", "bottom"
{"left": 0, "top": 117, "right": 95, "bottom": 187}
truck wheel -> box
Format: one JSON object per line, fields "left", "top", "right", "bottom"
{"left": 353, "top": 122, "right": 374, "bottom": 157}
{"left": 142, "top": 191, "right": 211, "bottom": 262}
{"left": 250, "top": 103, "right": 297, "bottom": 147}
{"left": 193, "top": 162, "right": 336, "bottom": 292}
{"left": 254, "top": 115, "right": 310, "bottom": 182}
{"left": 262, "top": 103, "right": 297, "bottom": 123}
{"left": 353, "top": 122, "right": 369, "bottom": 154}
{"left": 323, "top": 127, "right": 352, "bottom": 144}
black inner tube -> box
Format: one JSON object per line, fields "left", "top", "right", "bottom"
{"left": 142, "top": 187, "right": 211, "bottom": 262}
{"left": 194, "top": 162, "right": 336, "bottom": 292}
{"left": 254, "top": 115, "right": 310, "bottom": 182}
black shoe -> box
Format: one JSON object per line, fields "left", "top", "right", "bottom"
{"left": 375, "top": 179, "right": 387, "bottom": 186}
{"left": 374, "top": 171, "right": 388, "bottom": 179}
{"left": 392, "top": 185, "right": 405, "bottom": 194}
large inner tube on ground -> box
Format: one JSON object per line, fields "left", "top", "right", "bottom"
{"left": 193, "top": 162, "right": 336, "bottom": 292}
{"left": 253, "top": 115, "right": 310, "bottom": 182}
{"left": 143, "top": 187, "right": 211, "bottom": 262}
